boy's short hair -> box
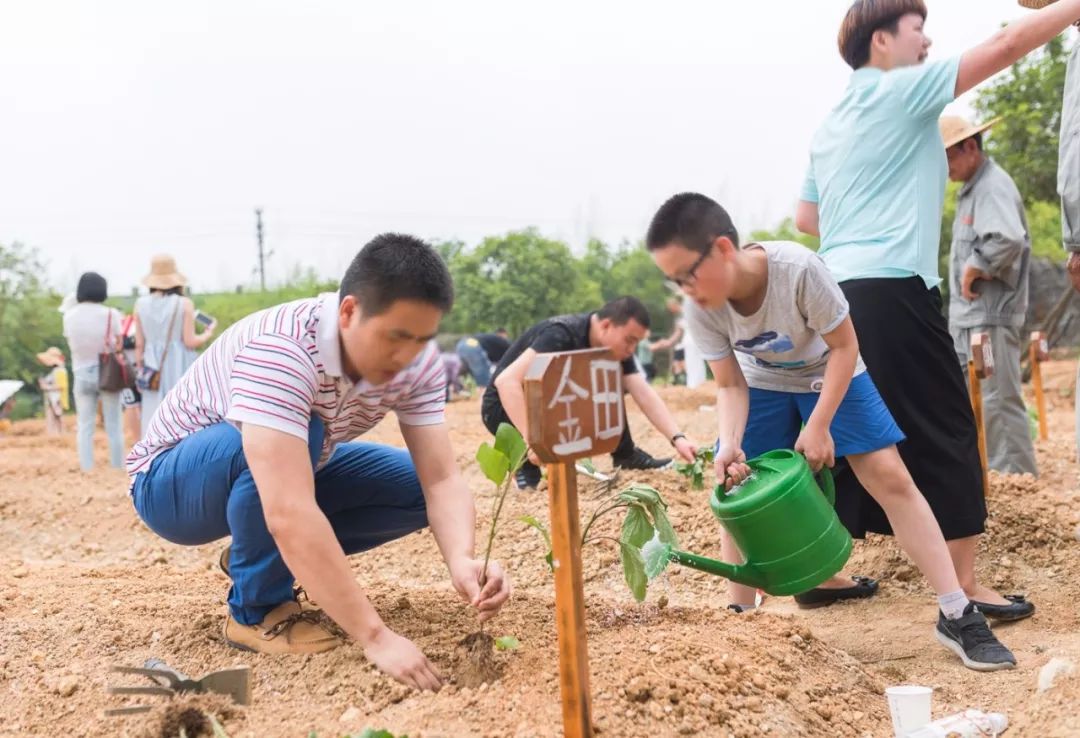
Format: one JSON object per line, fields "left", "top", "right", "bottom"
{"left": 646, "top": 193, "right": 740, "bottom": 255}
{"left": 596, "top": 296, "right": 651, "bottom": 330}
{"left": 340, "top": 233, "right": 454, "bottom": 317}
{"left": 838, "top": 0, "right": 928, "bottom": 70}
{"left": 76, "top": 272, "right": 108, "bottom": 303}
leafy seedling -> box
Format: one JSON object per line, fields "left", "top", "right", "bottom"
{"left": 673, "top": 446, "right": 715, "bottom": 490}
{"left": 462, "top": 423, "right": 528, "bottom": 687}
{"left": 522, "top": 482, "right": 678, "bottom": 602}
{"left": 494, "top": 636, "right": 521, "bottom": 651}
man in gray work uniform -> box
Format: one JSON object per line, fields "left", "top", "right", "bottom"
{"left": 941, "top": 115, "right": 1038, "bottom": 475}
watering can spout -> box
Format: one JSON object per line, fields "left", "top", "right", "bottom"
{"left": 668, "top": 549, "right": 765, "bottom": 590}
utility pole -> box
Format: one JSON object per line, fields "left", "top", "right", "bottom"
{"left": 255, "top": 208, "right": 266, "bottom": 291}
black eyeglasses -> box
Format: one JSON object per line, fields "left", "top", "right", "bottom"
{"left": 668, "top": 249, "right": 711, "bottom": 288}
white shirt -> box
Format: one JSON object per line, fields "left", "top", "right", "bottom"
{"left": 63, "top": 303, "right": 124, "bottom": 371}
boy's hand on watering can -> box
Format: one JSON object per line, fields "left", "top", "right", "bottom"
{"left": 449, "top": 557, "right": 513, "bottom": 623}
{"left": 794, "top": 422, "right": 835, "bottom": 472}
{"left": 715, "top": 443, "right": 750, "bottom": 490}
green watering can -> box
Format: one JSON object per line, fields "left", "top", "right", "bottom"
{"left": 648, "top": 449, "right": 852, "bottom": 596}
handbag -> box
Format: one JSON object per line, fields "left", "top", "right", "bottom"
{"left": 136, "top": 300, "right": 180, "bottom": 393}
{"left": 98, "top": 311, "right": 135, "bottom": 392}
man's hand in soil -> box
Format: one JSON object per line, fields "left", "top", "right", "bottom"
{"left": 794, "top": 421, "right": 835, "bottom": 473}
{"left": 363, "top": 625, "right": 443, "bottom": 691}
{"left": 715, "top": 442, "right": 750, "bottom": 490}
{"left": 1068, "top": 252, "right": 1080, "bottom": 293}
{"left": 449, "top": 557, "right": 512, "bottom": 623}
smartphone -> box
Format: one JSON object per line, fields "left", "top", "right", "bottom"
{"left": 195, "top": 310, "right": 215, "bottom": 328}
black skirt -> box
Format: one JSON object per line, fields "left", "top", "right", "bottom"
{"left": 833, "top": 276, "right": 987, "bottom": 540}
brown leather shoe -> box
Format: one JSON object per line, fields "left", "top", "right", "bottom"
{"left": 223, "top": 601, "right": 342, "bottom": 655}
{"left": 219, "top": 546, "right": 319, "bottom": 610}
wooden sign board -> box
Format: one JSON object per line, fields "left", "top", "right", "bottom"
{"left": 1031, "top": 331, "right": 1050, "bottom": 363}
{"left": 523, "top": 348, "right": 625, "bottom": 464}
{"left": 970, "top": 332, "right": 995, "bottom": 380}
{"left": 523, "top": 347, "right": 626, "bottom": 738}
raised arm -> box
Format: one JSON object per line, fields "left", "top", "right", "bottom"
{"left": 956, "top": 1, "right": 1080, "bottom": 97}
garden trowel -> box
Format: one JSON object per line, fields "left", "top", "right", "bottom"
{"left": 106, "top": 658, "right": 251, "bottom": 716}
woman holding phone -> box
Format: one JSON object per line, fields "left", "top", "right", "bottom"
{"left": 134, "top": 254, "right": 216, "bottom": 437}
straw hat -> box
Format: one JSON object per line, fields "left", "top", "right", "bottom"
{"left": 940, "top": 115, "right": 1001, "bottom": 149}
{"left": 142, "top": 254, "right": 188, "bottom": 290}
{"left": 36, "top": 347, "right": 66, "bottom": 367}
{"left": 1018, "top": 1, "right": 1056, "bottom": 8}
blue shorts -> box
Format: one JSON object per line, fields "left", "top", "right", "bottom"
{"left": 739, "top": 372, "right": 905, "bottom": 460}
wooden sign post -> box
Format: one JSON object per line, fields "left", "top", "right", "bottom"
{"left": 1030, "top": 330, "right": 1049, "bottom": 441}
{"left": 968, "top": 332, "right": 994, "bottom": 497}
{"left": 523, "top": 348, "right": 624, "bottom": 738}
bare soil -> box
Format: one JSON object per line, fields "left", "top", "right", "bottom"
{"left": 1, "top": 361, "right": 1078, "bottom": 737}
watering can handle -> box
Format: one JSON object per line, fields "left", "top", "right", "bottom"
{"left": 816, "top": 466, "right": 835, "bottom": 507}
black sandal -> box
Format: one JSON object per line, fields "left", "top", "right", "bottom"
{"left": 794, "top": 575, "right": 879, "bottom": 609}
{"left": 972, "top": 594, "right": 1035, "bottom": 622}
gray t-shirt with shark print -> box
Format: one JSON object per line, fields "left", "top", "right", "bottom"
{"left": 684, "top": 240, "right": 866, "bottom": 393}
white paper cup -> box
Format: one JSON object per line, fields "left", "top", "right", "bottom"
{"left": 885, "top": 685, "right": 932, "bottom": 737}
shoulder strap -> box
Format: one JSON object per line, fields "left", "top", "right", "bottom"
{"left": 102, "top": 309, "right": 113, "bottom": 348}
{"left": 157, "top": 299, "right": 182, "bottom": 368}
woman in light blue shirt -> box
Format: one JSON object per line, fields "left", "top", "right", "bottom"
{"left": 797, "top": 0, "right": 1080, "bottom": 625}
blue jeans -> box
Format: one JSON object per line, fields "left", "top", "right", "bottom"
{"left": 131, "top": 419, "right": 428, "bottom": 624}
{"left": 73, "top": 365, "right": 124, "bottom": 470}
{"left": 456, "top": 338, "right": 492, "bottom": 387}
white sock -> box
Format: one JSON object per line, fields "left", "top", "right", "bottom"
{"left": 938, "top": 590, "right": 970, "bottom": 620}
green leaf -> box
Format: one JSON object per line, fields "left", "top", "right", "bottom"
{"left": 618, "top": 483, "right": 661, "bottom": 506}
{"left": 476, "top": 442, "right": 509, "bottom": 486}
{"left": 494, "top": 635, "right": 521, "bottom": 651}
{"left": 520, "top": 515, "right": 554, "bottom": 571}
{"left": 494, "top": 422, "right": 528, "bottom": 471}
{"left": 356, "top": 731, "right": 403, "bottom": 738}
{"left": 619, "top": 541, "right": 648, "bottom": 601}
{"left": 642, "top": 538, "right": 674, "bottom": 579}
{"left": 621, "top": 505, "right": 654, "bottom": 549}
{"left": 651, "top": 504, "right": 679, "bottom": 547}
{"left": 579, "top": 458, "right": 597, "bottom": 474}
{"left": 519, "top": 515, "right": 551, "bottom": 546}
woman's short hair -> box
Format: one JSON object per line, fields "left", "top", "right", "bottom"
{"left": 75, "top": 272, "right": 108, "bottom": 303}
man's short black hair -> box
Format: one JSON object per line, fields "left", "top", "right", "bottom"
{"left": 646, "top": 192, "right": 740, "bottom": 255}
{"left": 596, "top": 296, "right": 651, "bottom": 330}
{"left": 76, "top": 272, "right": 108, "bottom": 303}
{"left": 340, "top": 233, "right": 454, "bottom": 317}
{"left": 495, "top": 327, "right": 508, "bottom": 335}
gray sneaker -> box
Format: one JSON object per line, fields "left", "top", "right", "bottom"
{"left": 935, "top": 604, "right": 1016, "bottom": 671}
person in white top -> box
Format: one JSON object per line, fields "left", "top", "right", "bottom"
{"left": 62, "top": 272, "right": 125, "bottom": 470}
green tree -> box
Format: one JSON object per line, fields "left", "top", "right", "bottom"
{"left": 973, "top": 33, "right": 1071, "bottom": 205}
{"left": 0, "top": 242, "right": 65, "bottom": 416}
{"left": 448, "top": 229, "right": 602, "bottom": 335}
{"left": 607, "top": 244, "right": 677, "bottom": 335}
{"left": 749, "top": 218, "right": 820, "bottom": 251}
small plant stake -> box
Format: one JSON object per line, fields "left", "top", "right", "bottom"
{"left": 968, "top": 332, "right": 994, "bottom": 497}
{"left": 1030, "top": 330, "right": 1049, "bottom": 441}
{"left": 524, "top": 347, "right": 626, "bottom": 738}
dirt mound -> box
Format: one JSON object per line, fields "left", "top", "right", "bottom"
{"left": 3, "top": 360, "right": 1080, "bottom": 737}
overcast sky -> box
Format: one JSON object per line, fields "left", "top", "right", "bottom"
{"left": 0, "top": 0, "right": 1068, "bottom": 294}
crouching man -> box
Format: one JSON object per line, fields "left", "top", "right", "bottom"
{"left": 126, "top": 234, "right": 510, "bottom": 691}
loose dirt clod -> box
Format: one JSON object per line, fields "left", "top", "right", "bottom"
{"left": 458, "top": 631, "right": 499, "bottom": 688}
{"left": 140, "top": 694, "right": 235, "bottom": 738}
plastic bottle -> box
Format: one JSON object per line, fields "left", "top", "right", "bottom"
{"left": 904, "top": 710, "right": 1008, "bottom": 737}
